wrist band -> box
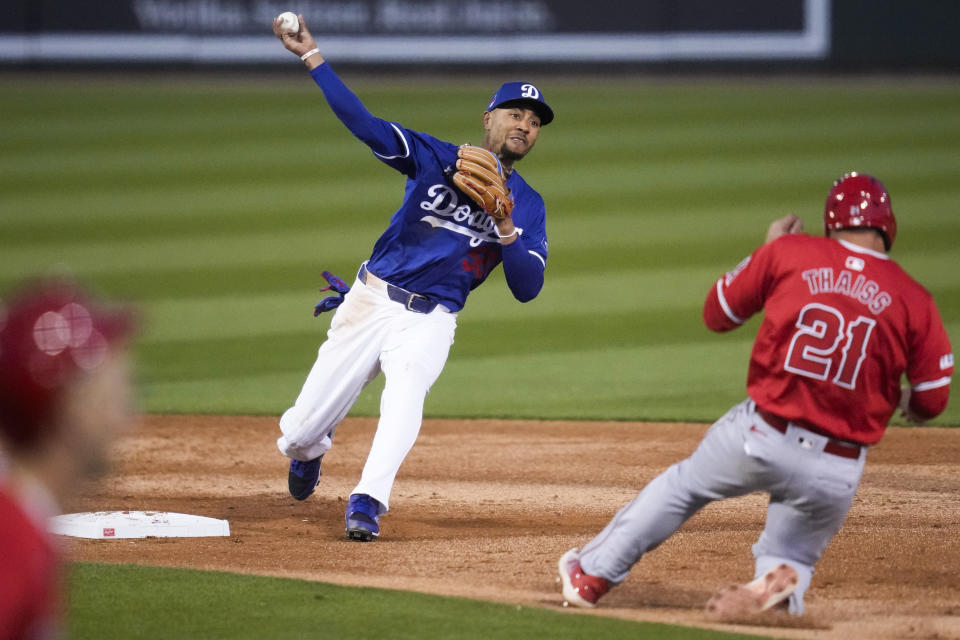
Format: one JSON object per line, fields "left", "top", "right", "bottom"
{"left": 496, "top": 228, "right": 519, "bottom": 240}
{"left": 300, "top": 48, "right": 320, "bottom": 61}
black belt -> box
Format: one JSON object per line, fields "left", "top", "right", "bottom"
{"left": 358, "top": 265, "right": 439, "bottom": 314}
{"left": 756, "top": 407, "right": 863, "bottom": 460}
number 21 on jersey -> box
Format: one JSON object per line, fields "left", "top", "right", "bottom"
{"left": 785, "top": 303, "right": 877, "bottom": 389}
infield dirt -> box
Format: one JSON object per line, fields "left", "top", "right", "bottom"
{"left": 63, "top": 415, "right": 960, "bottom": 639}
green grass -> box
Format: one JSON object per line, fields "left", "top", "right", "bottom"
{"left": 67, "top": 563, "right": 766, "bottom": 640}
{"left": 1, "top": 74, "right": 958, "bottom": 426}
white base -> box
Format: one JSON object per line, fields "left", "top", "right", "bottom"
{"left": 49, "top": 511, "right": 230, "bottom": 539}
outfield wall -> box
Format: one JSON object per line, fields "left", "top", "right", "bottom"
{"left": 0, "top": 0, "right": 957, "bottom": 68}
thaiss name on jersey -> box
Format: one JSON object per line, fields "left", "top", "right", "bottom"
{"left": 801, "top": 267, "right": 892, "bottom": 315}
{"left": 419, "top": 184, "right": 499, "bottom": 247}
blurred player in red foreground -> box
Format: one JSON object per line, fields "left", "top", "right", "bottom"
{"left": 558, "top": 173, "right": 952, "bottom": 619}
{"left": 0, "top": 280, "right": 137, "bottom": 639}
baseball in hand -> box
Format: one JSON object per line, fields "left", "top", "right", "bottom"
{"left": 277, "top": 11, "right": 299, "bottom": 33}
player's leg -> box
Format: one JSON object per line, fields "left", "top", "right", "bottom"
{"left": 277, "top": 282, "right": 387, "bottom": 462}
{"left": 751, "top": 438, "right": 865, "bottom": 615}
{"left": 578, "top": 399, "right": 762, "bottom": 584}
{"left": 349, "top": 306, "right": 457, "bottom": 513}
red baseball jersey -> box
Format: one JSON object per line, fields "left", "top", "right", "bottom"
{"left": 0, "top": 485, "right": 60, "bottom": 640}
{"left": 703, "top": 234, "right": 953, "bottom": 444}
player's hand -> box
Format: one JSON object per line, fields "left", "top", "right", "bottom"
{"left": 898, "top": 385, "right": 927, "bottom": 425}
{"left": 274, "top": 14, "right": 321, "bottom": 62}
{"left": 765, "top": 214, "right": 804, "bottom": 244}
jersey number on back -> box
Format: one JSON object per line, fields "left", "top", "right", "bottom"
{"left": 784, "top": 303, "right": 877, "bottom": 389}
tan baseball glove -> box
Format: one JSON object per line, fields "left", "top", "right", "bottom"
{"left": 452, "top": 145, "right": 513, "bottom": 220}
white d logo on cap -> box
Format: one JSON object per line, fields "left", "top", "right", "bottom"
{"left": 521, "top": 84, "right": 540, "bottom": 99}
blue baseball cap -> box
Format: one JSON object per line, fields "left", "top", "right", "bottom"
{"left": 486, "top": 81, "right": 554, "bottom": 126}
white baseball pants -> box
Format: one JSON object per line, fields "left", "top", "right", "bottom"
{"left": 578, "top": 398, "right": 867, "bottom": 614}
{"left": 277, "top": 275, "right": 457, "bottom": 513}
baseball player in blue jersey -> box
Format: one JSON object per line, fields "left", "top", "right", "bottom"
{"left": 273, "top": 15, "right": 552, "bottom": 541}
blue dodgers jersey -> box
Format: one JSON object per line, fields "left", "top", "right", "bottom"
{"left": 364, "top": 126, "right": 548, "bottom": 312}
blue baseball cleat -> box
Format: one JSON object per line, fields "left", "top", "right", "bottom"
{"left": 288, "top": 456, "right": 322, "bottom": 501}
{"left": 345, "top": 494, "right": 381, "bottom": 541}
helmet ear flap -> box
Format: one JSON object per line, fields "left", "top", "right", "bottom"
{"left": 823, "top": 172, "right": 896, "bottom": 251}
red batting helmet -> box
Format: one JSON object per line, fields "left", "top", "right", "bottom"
{"left": 824, "top": 172, "right": 896, "bottom": 251}
{"left": 0, "top": 279, "right": 136, "bottom": 450}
